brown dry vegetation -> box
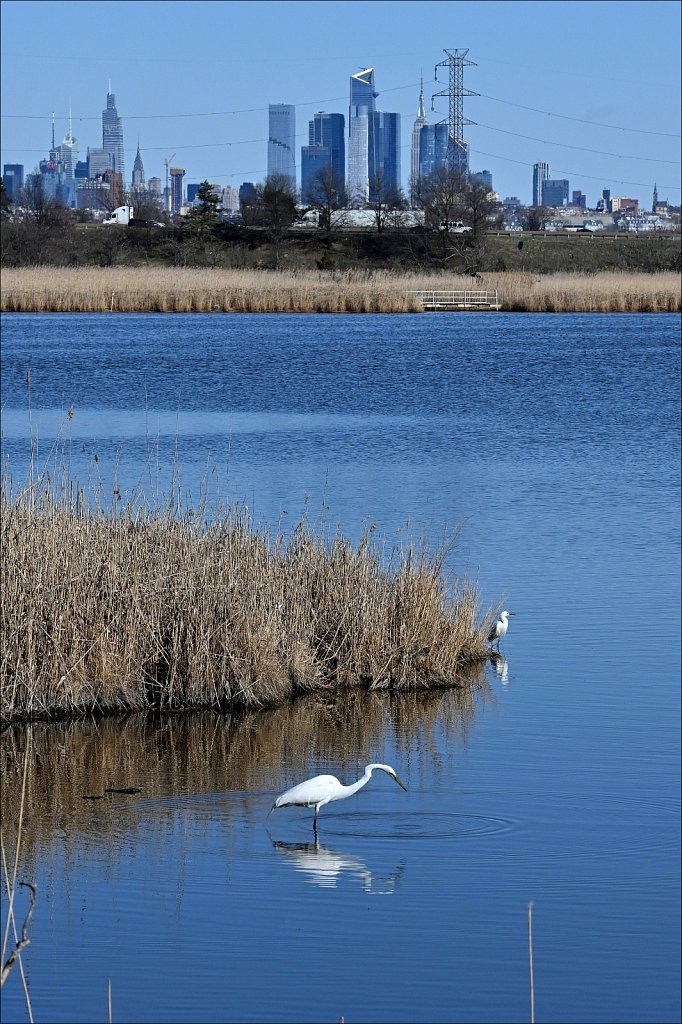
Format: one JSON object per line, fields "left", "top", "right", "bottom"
{"left": 1, "top": 266, "right": 680, "bottom": 313}
{"left": 0, "top": 472, "right": 491, "bottom": 723}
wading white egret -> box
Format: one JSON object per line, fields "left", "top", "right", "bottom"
{"left": 488, "top": 610, "right": 515, "bottom": 650}
{"left": 270, "top": 763, "right": 407, "bottom": 831}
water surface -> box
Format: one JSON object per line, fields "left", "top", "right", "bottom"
{"left": 1, "top": 313, "right": 680, "bottom": 1024}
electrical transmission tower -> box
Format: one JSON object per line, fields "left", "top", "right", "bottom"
{"left": 432, "top": 48, "right": 478, "bottom": 173}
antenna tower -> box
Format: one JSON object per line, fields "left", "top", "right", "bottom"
{"left": 432, "top": 48, "right": 478, "bottom": 171}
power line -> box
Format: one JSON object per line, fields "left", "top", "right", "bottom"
{"left": 469, "top": 146, "right": 681, "bottom": 193}
{"left": 478, "top": 92, "right": 681, "bottom": 139}
{"left": 473, "top": 122, "right": 680, "bottom": 164}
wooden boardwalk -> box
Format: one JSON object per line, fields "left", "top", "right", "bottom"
{"left": 410, "top": 289, "right": 502, "bottom": 311}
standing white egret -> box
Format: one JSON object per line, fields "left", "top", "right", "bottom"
{"left": 488, "top": 610, "right": 515, "bottom": 650}
{"left": 270, "top": 763, "right": 407, "bottom": 832}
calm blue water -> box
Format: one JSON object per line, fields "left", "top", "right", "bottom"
{"left": 1, "top": 313, "right": 680, "bottom": 1024}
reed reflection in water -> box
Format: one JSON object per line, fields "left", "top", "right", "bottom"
{"left": 1, "top": 666, "right": 490, "bottom": 864}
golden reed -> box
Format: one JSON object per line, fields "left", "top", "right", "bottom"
{"left": 1, "top": 473, "right": 492, "bottom": 722}
{"left": 1, "top": 267, "right": 679, "bottom": 313}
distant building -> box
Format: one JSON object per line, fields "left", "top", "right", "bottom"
{"left": 104, "top": 169, "right": 123, "bottom": 208}
{"left": 610, "top": 196, "right": 638, "bottom": 213}
{"left": 57, "top": 111, "right": 78, "bottom": 181}
{"left": 3, "top": 164, "right": 23, "bottom": 201}
{"left": 102, "top": 86, "right": 125, "bottom": 185}
{"left": 348, "top": 68, "right": 376, "bottom": 206}
{"left": 76, "top": 177, "right": 111, "bottom": 211}
{"left": 652, "top": 183, "right": 669, "bottom": 215}
{"left": 303, "top": 111, "right": 345, "bottom": 200}
{"left": 169, "top": 167, "right": 185, "bottom": 214}
{"left": 74, "top": 160, "right": 88, "bottom": 179}
{"left": 147, "top": 177, "right": 162, "bottom": 195}
{"left": 239, "top": 181, "right": 258, "bottom": 219}
{"left": 347, "top": 68, "right": 401, "bottom": 206}
{"left": 221, "top": 185, "right": 239, "bottom": 215}
{"left": 301, "top": 146, "right": 332, "bottom": 202}
{"left": 132, "top": 142, "right": 145, "bottom": 190}
{"left": 268, "top": 104, "right": 296, "bottom": 188}
{"left": 418, "top": 122, "right": 449, "bottom": 180}
{"left": 503, "top": 196, "right": 521, "bottom": 207}
{"left": 87, "top": 148, "right": 111, "bottom": 178}
{"left": 410, "top": 79, "right": 428, "bottom": 203}
{"left": 542, "top": 179, "right": 569, "bottom": 207}
{"left": 533, "top": 162, "right": 549, "bottom": 207}
{"left": 572, "top": 190, "right": 587, "bottom": 209}
{"left": 373, "top": 111, "right": 400, "bottom": 197}
{"left": 472, "top": 169, "right": 493, "bottom": 191}
{"left": 186, "top": 183, "right": 201, "bottom": 204}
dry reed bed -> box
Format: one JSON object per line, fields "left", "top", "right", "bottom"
{"left": 1, "top": 267, "right": 680, "bottom": 313}
{"left": 0, "top": 480, "right": 490, "bottom": 722}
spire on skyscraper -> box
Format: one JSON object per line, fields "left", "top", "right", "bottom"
{"left": 418, "top": 75, "right": 426, "bottom": 120}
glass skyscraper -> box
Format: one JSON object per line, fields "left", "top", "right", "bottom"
{"left": 310, "top": 112, "right": 345, "bottom": 192}
{"left": 533, "top": 162, "right": 549, "bottom": 207}
{"left": 268, "top": 104, "right": 296, "bottom": 189}
{"left": 348, "top": 69, "right": 376, "bottom": 205}
{"left": 348, "top": 68, "right": 401, "bottom": 206}
{"left": 102, "top": 87, "right": 125, "bottom": 186}
{"left": 370, "top": 111, "right": 400, "bottom": 198}
{"left": 418, "top": 122, "right": 450, "bottom": 179}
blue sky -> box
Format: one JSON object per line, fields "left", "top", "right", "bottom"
{"left": 1, "top": 0, "right": 680, "bottom": 207}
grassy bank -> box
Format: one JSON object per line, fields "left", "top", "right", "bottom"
{"left": 1, "top": 266, "right": 680, "bottom": 313}
{"left": 0, "top": 473, "right": 491, "bottom": 722}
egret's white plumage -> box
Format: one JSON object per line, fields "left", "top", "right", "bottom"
{"left": 487, "top": 610, "right": 515, "bottom": 649}
{"left": 270, "top": 763, "right": 407, "bottom": 831}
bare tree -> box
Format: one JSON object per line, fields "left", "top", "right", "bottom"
{"left": 302, "top": 165, "right": 348, "bottom": 244}
{"left": 19, "top": 176, "right": 71, "bottom": 228}
{"left": 255, "top": 173, "right": 299, "bottom": 267}
{"left": 367, "top": 171, "right": 406, "bottom": 233}
{"left": 524, "top": 205, "right": 551, "bottom": 232}
{"left": 414, "top": 165, "right": 497, "bottom": 271}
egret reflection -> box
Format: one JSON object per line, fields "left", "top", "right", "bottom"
{"left": 272, "top": 835, "right": 406, "bottom": 893}
{"left": 489, "top": 652, "right": 509, "bottom": 684}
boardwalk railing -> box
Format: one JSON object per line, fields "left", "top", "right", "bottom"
{"left": 409, "top": 289, "right": 501, "bottom": 311}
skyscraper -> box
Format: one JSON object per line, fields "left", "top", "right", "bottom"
{"left": 418, "top": 122, "right": 449, "bottom": 179}
{"left": 309, "top": 112, "right": 345, "bottom": 193}
{"left": 410, "top": 79, "right": 428, "bottom": 202}
{"left": 348, "top": 68, "right": 376, "bottom": 206}
{"left": 268, "top": 104, "right": 296, "bottom": 188}
{"left": 301, "top": 146, "right": 332, "bottom": 202}
{"left": 3, "top": 164, "right": 23, "bottom": 201}
{"left": 102, "top": 86, "right": 125, "bottom": 186}
{"left": 169, "top": 167, "right": 185, "bottom": 214}
{"left": 348, "top": 68, "right": 401, "bottom": 206}
{"left": 533, "top": 162, "right": 549, "bottom": 207}
{"left": 371, "top": 111, "right": 400, "bottom": 198}
{"left": 57, "top": 107, "right": 78, "bottom": 180}
{"left": 541, "top": 179, "right": 569, "bottom": 207}
{"left": 132, "top": 142, "right": 145, "bottom": 190}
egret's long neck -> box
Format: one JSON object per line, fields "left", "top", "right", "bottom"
{"left": 341, "top": 766, "right": 374, "bottom": 799}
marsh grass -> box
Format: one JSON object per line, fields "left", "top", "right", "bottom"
{"left": 1, "top": 266, "right": 679, "bottom": 313}
{"left": 1, "top": 461, "right": 491, "bottom": 722}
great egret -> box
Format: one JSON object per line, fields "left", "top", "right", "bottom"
{"left": 488, "top": 610, "right": 515, "bottom": 650}
{"left": 270, "top": 763, "right": 407, "bottom": 831}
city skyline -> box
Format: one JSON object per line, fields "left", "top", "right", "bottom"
{"left": 1, "top": 0, "right": 680, "bottom": 209}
